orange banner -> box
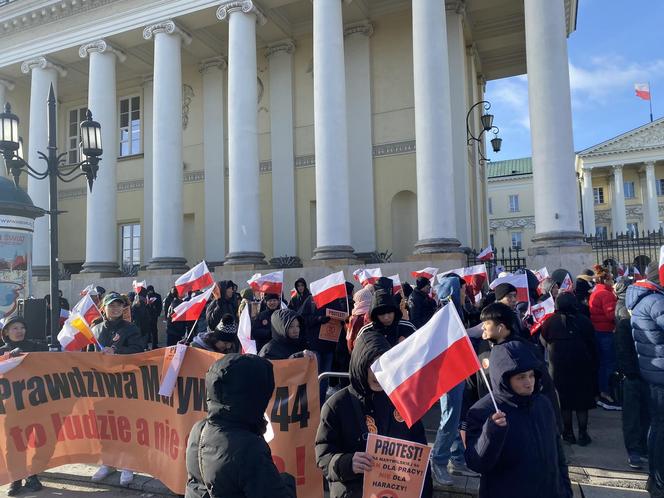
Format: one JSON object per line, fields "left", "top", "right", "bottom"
{"left": 0, "top": 349, "right": 323, "bottom": 497}
{"left": 362, "top": 433, "right": 431, "bottom": 498}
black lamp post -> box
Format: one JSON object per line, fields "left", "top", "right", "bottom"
{"left": 466, "top": 100, "right": 502, "bottom": 164}
{"left": 0, "top": 83, "right": 102, "bottom": 348}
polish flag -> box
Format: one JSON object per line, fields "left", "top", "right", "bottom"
{"left": 57, "top": 314, "right": 100, "bottom": 351}
{"left": 290, "top": 288, "right": 298, "bottom": 299}
{"left": 659, "top": 246, "right": 664, "bottom": 284}
{"left": 533, "top": 267, "right": 549, "bottom": 282}
{"left": 158, "top": 343, "right": 188, "bottom": 397}
{"left": 72, "top": 294, "right": 102, "bottom": 326}
{"left": 388, "top": 274, "right": 402, "bottom": 295}
{"left": 411, "top": 267, "right": 438, "bottom": 280}
{"left": 133, "top": 280, "right": 147, "bottom": 294}
{"left": 59, "top": 308, "right": 70, "bottom": 328}
{"left": 353, "top": 268, "right": 382, "bottom": 287}
{"left": 371, "top": 303, "right": 480, "bottom": 427}
{"left": 247, "top": 270, "right": 284, "bottom": 295}
{"left": 489, "top": 273, "right": 530, "bottom": 303}
{"left": 529, "top": 296, "right": 555, "bottom": 335}
{"left": 175, "top": 261, "right": 215, "bottom": 295}
{"left": 635, "top": 83, "right": 651, "bottom": 101}
{"left": 79, "top": 284, "right": 98, "bottom": 297}
{"left": 439, "top": 264, "right": 488, "bottom": 299}
{"left": 559, "top": 273, "right": 574, "bottom": 292}
{"left": 238, "top": 305, "right": 257, "bottom": 354}
{"left": 171, "top": 286, "right": 214, "bottom": 322}
{"left": 477, "top": 245, "right": 494, "bottom": 262}
{"left": 310, "top": 271, "right": 347, "bottom": 308}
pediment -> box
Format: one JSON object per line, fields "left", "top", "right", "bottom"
{"left": 579, "top": 118, "right": 664, "bottom": 157}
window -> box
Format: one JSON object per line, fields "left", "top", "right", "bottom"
{"left": 509, "top": 195, "right": 519, "bottom": 212}
{"left": 121, "top": 223, "right": 141, "bottom": 267}
{"left": 66, "top": 106, "right": 87, "bottom": 164}
{"left": 511, "top": 232, "right": 522, "bottom": 250}
{"left": 488, "top": 197, "right": 493, "bottom": 215}
{"left": 119, "top": 96, "right": 141, "bottom": 157}
{"left": 627, "top": 223, "right": 639, "bottom": 238}
{"left": 595, "top": 226, "right": 608, "bottom": 239}
{"left": 657, "top": 179, "right": 664, "bottom": 196}
{"left": 624, "top": 181, "right": 636, "bottom": 199}
{"left": 593, "top": 187, "right": 604, "bottom": 205}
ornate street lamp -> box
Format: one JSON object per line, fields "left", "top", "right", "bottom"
{"left": 466, "top": 100, "right": 502, "bottom": 164}
{"left": 0, "top": 84, "right": 102, "bottom": 348}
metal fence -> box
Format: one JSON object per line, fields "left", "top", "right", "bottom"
{"left": 584, "top": 229, "right": 664, "bottom": 273}
{"left": 467, "top": 246, "right": 526, "bottom": 277}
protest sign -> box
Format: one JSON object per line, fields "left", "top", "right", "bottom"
{"left": 0, "top": 349, "right": 323, "bottom": 497}
{"left": 363, "top": 433, "right": 431, "bottom": 498}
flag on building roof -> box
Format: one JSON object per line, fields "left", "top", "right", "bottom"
{"left": 529, "top": 296, "right": 555, "bottom": 335}
{"left": 175, "top": 261, "right": 214, "bottom": 295}
{"left": 635, "top": 83, "right": 651, "bottom": 101}
{"left": 133, "top": 280, "right": 147, "bottom": 294}
{"left": 353, "top": 268, "right": 382, "bottom": 287}
{"left": 310, "top": 271, "right": 347, "bottom": 308}
{"left": 247, "top": 270, "right": 284, "bottom": 296}
{"left": 72, "top": 294, "right": 102, "bottom": 326}
{"left": 171, "top": 286, "right": 214, "bottom": 322}
{"left": 477, "top": 245, "right": 494, "bottom": 262}
{"left": 371, "top": 303, "right": 480, "bottom": 427}
{"left": 489, "top": 273, "right": 529, "bottom": 303}
{"left": 411, "top": 267, "right": 438, "bottom": 280}
{"left": 388, "top": 274, "right": 402, "bottom": 295}
{"left": 57, "top": 314, "right": 99, "bottom": 352}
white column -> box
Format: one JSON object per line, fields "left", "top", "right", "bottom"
{"left": 143, "top": 21, "right": 191, "bottom": 270}
{"left": 0, "top": 79, "right": 15, "bottom": 179}
{"left": 217, "top": 1, "right": 266, "bottom": 265}
{"left": 142, "top": 76, "right": 154, "bottom": 264}
{"left": 20, "top": 58, "right": 66, "bottom": 277}
{"left": 311, "top": 0, "right": 354, "bottom": 260}
{"left": 644, "top": 161, "right": 660, "bottom": 231}
{"left": 412, "top": 0, "right": 460, "bottom": 254}
{"left": 447, "top": 4, "right": 471, "bottom": 248}
{"left": 581, "top": 168, "right": 596, "bottom": 236}
{"left": 344, "top": 21, "right": 376, "bottom": 255}
{"left": 266, "top": 41, "right": 297, "bottom": 258}
{"left": 79, "top": 40, "right": 125, "bottom": 274}
{"left": 611, "top": 164, "right": 627, "bottom": 234}
{"left": 200, "top": 57, "right": 227, "bottom": 266}
{"left": 525, "top": 0, "right": 582, "bottom": 244}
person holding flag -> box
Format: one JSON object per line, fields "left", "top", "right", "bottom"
{"left": 464, "top": 340, "right": 572, "bottom": 498}
{"left": 206, "top": 280, "right": 239, "bottom": 329}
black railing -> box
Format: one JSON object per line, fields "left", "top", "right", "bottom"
{"left": 584, "top": 229, "right": 664, "bottom": 274}
{"left": 467, "top": 246, "right": 526, "bottom": 279}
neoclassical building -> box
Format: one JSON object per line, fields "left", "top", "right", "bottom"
{"left": 0, "top": 0, "right": 582, "bottom": 276}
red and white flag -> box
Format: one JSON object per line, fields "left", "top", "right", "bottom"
{"left": 659, "top": 246, "right": 664, "bottom": 284}
{"left": 57, "top": 314, "right": 100, "bottom": 351}
{"left": 171, "top": 286, "right": 214, "bottom": 322}
{"left": 290, "top": 288, "right": 298, "bottom": 299}
{"left": 371, "top": 303, "right": 480, "bottom": 427}
{"left": 247, "top": 270, "right": 284, "bottom": 295}
{"left": 158, "top": 343, "right": 188, "bottom": 397}
{"left": 310, "top": 271, "right": 347, "bottom": 308}
{"left": 635, "top": 83, "right": 651, "bottom": 101}
{"left": 72, "top": 294, "right": 102, "bottom": 326}
{"left": 175, "top": 261, "right": 214, "bottom": 295}
{"left": 478, "top": 245, "right": 494, "bottom": 262}
{"left": 133, "top": 280, "right": 147, "bottom": 294}
{"left": 411, "top": 267, "right": 438, "bottom": 280}
{"left": 533, "top": 267, "right": 549, "bottom": 282}
{"left": 79, "top": 284, "right": 98, "bottom": 297}
{"left": 388, "top": 274, "right": 402, "bottom": 295}
{"left": 439, "top": 264, "right": 488, "bottom": 299}
{"left": 529, "top": 296, "right": 555, "bottom": 335}
{"left": 559, "top": 273, "right": 574, "bottom": 292}
{"left": 59, "top": 308, "right": 70, "bottom": 328}
{"left": 353, "top": 268, "right": 382, "bottom": 287}
{"left": 238, "top": 305, "right": 257, "bottom": 354}
{"left": 489, "top": 273, "right": 530, "bottom": 303}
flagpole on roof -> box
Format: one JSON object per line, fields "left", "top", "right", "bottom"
{"left": 649, "top": 81, "right": 654, "bottom": 123}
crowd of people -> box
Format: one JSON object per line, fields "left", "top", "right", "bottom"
{"left": 1, "top": 259, "right": 664, "bottom": 498}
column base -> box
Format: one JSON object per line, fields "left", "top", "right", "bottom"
{"left": 81, "top": 262, "right": 120, "bottom": 275}
{"left": 146, "top": 257, "right": 189, "bottom": 271}
{"left": 413, "top": 237, "right": 462, "bottom": 255}
{"left": 224, "top": 251, "right": 267, "bottom": 266}
{"left": 312, "top": 245, "right": 356, "bottom": 261}
{"left": 32, "top": 266, "right": 50, "bottom": 280}
{"left": 528, "top": 230, "right": 595, "bottom": 275}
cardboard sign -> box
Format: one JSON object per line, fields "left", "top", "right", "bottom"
{"left": 319, "top": 319, "right": 342, "bottom": 342}
{"left": 363, "top": 433, "right": 431, "bottom": 498}
{"left": 326, "top": 308, "right": 349, "bottom": 321}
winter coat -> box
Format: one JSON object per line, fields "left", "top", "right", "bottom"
{"left": 358, "top": 289, "right": 416, "bottom": 347}
{"left": 589, "top": 283, "right": 617, "bottom": 332}
{"left": 407, "top": 288, "right": 437, "bottom": 329}
{"left": 315, "top": 332, "right": 432, "bottom": 498}
{"left": 305, "top": 297, "right": 346, "bottom": 354}
{"left": 464, "top": 341, "right": 572, "bottom": 498}
{"left": 625, "top": 281, "right": 664, "bottom": 386}
{"left": 540, "top": 294, "right": 598, "bottom": 410}
{"left": 92, "top": 318, "right": 144, "bottom": 354}
{"left": 131, "top": 300, "right": 152, "bottom": 342}
{"left": 251, "top": 307, "right": 279, "bottom": 353}
{"left": 166, "top": 297, "right": 187, "bottom": 339}
{"left": 0, "top": 337, "right": 48, "bottom": 355}
{"left": 259, "top": 309, "right": 306, "bottom": 360}
{"left": 185, "top": 354, "right": 296, "bottom": 498}
{"left": 288, "top": 278, "right": 312, "bottom": 313}
{"left": 206, "top": 281, "right": 240, "bottom": 329}
{"left": 614, "top": 283, "right": 641, "bottom": 379}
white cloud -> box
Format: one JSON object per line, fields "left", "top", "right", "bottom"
{"left": 487, "top": 77, "right": 531, "bottom": 132}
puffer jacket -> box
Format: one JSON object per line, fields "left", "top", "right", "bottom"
{"left": 259, "top": 309, "right": 306, "bottom": 360}
{"left": 614, "top": 281, "right": 641, "bottom": 379}
{"left": 589, "top": 283, "right": 617, "bottom": 332}
{"left": 206, "top": 281, "right": 240, "bottom": 329}
{"left": 185, "top": 354, "right": 296, "bottom": 498}
{"left": 407, "top": 288, "right": 437, "bottom": 329}
{"left": 626, "top": 280, "right": 664, "bottom": 386}
{"left": 92, "top": 318, "right": 144, "bottom": 354}
{"left": 358, "top": 289, "right": 416, "bottom": 347}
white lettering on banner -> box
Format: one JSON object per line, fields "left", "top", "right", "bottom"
{"left": 0, "top": 215, "right": 35, "bottom": 232}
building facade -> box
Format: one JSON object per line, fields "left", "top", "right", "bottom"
{"left": 0, "top": 0, "right": 580, "bottom": 276}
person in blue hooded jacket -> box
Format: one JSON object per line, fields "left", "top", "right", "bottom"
{"left": 464, "top": 340, "right": 572, "bottom": 498}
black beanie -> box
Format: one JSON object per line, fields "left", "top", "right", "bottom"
{"left": 264, "top": 293, "right": 280, "bottom": 301}
{"left": 416, "top": 277, "right": 430, "bottom": 290}
{"left": 494, "top": 283, "right": 517, "bottom": 301}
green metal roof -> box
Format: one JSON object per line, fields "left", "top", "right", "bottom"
{"left": 487, "top": 157, "right": 532, "bottom": 178}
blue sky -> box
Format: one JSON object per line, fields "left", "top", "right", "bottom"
{"left": 485, "top": 0, "right": 664, "bottom": 160}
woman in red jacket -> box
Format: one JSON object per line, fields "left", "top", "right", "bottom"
{"left": 588, "top": 265, "right": 619, "bottom": 410}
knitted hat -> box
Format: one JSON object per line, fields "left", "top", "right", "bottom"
{"left": 264, "top": 293, "right": 280, "bottom": 301}
{"left": 415, "top": 277, "right": 430, "bottom": 290}
{"left": 494, "top": 283, "right": 517, "bottom": 301}
{"left": 215, "top": 314, "right": 239, "bottom": 342}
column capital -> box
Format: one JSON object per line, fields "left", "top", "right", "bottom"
{"left": 445, "top": 0, "right": 466, "bottom": 15}
{"left": 0, "top": 79, "right": 15, "bottom": 91}
{"left": 143, "top": 20, "right": 192, "bottom": 45}
{"left": 266, "top": 40, "right": 295, "bottom": 58}
{"left": 581, "top": 166, "right": 593, "bottom": 174}
{"left": 216, "top": 1, "right": 266, "bottom": 25}
{"left": 79, "top": 39, "right": 127, "bottom": 63}
{"left": 199, "top": 56, "right": 228, "bottom": 73}
{"left": 645, "top": 160, "right": 656, "bottom": 169}
{"left": 612, "top": 164, "right": 624, "bottom": 173}
{"left": 343, "top": 20, "right": 374, "bottom": 38}
{"left": 20, "top": 57, "right": 67, "bottom": 77}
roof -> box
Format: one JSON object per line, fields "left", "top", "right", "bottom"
{"left": 487, "top": 157, "right": 532, "bottom": 179}
{"left": 577, "top": 116, "right": 664, "bottom": 158}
